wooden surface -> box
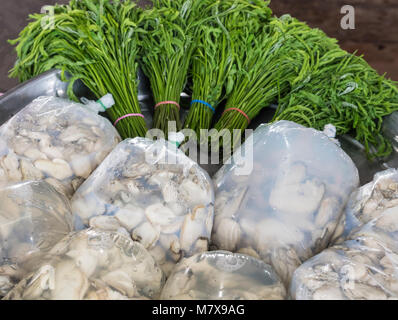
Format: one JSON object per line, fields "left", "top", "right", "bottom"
{"left": 0, "top": 0, "right": 397, "bottom": 92}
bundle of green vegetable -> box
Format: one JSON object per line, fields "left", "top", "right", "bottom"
{"left": 139, "top": 0, "right": 197, "bottom": 136}
{"left": 183, "top": 0, "right": 272, "bottom": 140}
{"left": 9, "top": 0, "right": 147, "bottom": 139}
{"left": 213, "top": 15, "right": 339, "bottom": 146}
{"left": 273, "top": 49, "right": 398, "bottom": 158}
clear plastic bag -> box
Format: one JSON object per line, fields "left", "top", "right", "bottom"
{"left": 3, "top": 228, "right": 166, "bottom": 300}
{"left": 332, "top": 169, "right": 398, "bottom": 244}
{"left": 71, "top": 138, "right": 215, "bottom": 276}
{"left": 160, "top": 251, "right": 286, "bottom": 300}
{"left": 0, "top": 180, "right": 73, "bottom": 296}
{"left": 0, "top": 96, "right": 121, "bottom": 198}
{"left": 211, "top": 121, "right": 359, "bottom": 285}
{"left": 291, "top": 208, "right": 398, "bottom": 300}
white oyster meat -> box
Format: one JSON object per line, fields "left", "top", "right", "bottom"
{"left": 3, "top": 229, "right": 165, "bottom": 300}
{"left": 211, "top": 121, "right": 359, "bottom": 285}
{"left": 0, "top": 96, "right": 121, "bottom": 198}
{"left": 291, "top": 205, "right": 398, "bottom": 300}
{"left": 160, "top": 251, "right": 286, "bottom": 300}
{"left": 0, "top": 180, "right": 73, "bottom": 297}
{"left": 332, "top": 168, "right": 398, "bottom": 244}
{"left": 71, "top": 138, "right": 215, "bottom": 277}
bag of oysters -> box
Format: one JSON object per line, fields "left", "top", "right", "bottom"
{"left": 211, "top": 121, "right": 359, "bottom": 285}
{"left": 71, "top": 138, "right": 215, "bottom": 276}
{"left": 290, "top": 205, "right": 398, "bottom": 300}
{"left": 160, "top": 251, "right": 287, "bottom": 300}
{"left": 0, "top": 96, "right": 121, "bottom": 198}
{"left": 331, "top": 168, "right": 398, "bottom": 244}
{"left": 3, "top": 228, "right": 166, "bottom": 300}
{"left": 0, "top": 180, "right": 73, "bottom": 297}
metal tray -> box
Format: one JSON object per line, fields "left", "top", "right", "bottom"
{"left": 1, "top": 69, "right": 397, "bottom": 184}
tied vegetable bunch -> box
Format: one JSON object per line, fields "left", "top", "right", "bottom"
{"left": 139, "top": 0, "right": 197, "bottom": 136}
{"left": 213, "top": 15, "right": 339, "bottom": 147}
{"left": 183, "top": 0, "right": 272, "bottom": 141}
{"left": 9, "top": 0, "right": 147, "bottom": 139}
{"left": 274, "top": 49, "right": 398, "bottom": 158}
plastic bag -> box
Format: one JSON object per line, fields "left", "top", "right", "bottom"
{"left": 0, "top": 180, "right": 73, "bottom": 296}
{"left": 0, "top": 96, "right": 121, "bottom": 198}
{"left": 3, "top": 228, "right": 166, "bottom": 300}
{"left": 332, "top": 169, "right": 398, "bottom": 244}
{"left": 72, "top": 138, "right": 215, "bottom": 276}
{"left": 291, "top": 207, "right": 398, "bottom": 300}
{"left": 211, "top": 121, "right": 359, "bottom": 285}
{"left": 160, "top": 251, "right": 286, "bottom": 300}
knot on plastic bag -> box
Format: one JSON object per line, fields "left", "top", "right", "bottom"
{"left": 81, "top": 93, "right": 115, "bottom": 114}
{"left": 168, "top": 131, "right": 185, "bottom": 148}
{"left": 323, "top": 124, "right": 341, "bottom": 147}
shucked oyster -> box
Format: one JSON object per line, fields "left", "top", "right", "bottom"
{"left": 72, "top": 138, "right": 215, "bottom": 276}
{"left": 3, "top": 229, "right": 165, "bottom": 300}
{"left": 0, "top": 96, "right": 121, "bottom": 198}
{"left": 160, "top": 251, "right": 286, "bottom": 300}
{"left": 211, "top": 121, "right": 359, "bottom": 285}
{"left": 0, "top": 180, "right": 73, "bottom": 297}
{"left": 291, "top": 238, "right": 398, "bottom": 300}
{"left": 291, "top": 203, "right": 398, "bottom": 300}
{"left": 332, "top": 169, "right": 398, "bottom": 244}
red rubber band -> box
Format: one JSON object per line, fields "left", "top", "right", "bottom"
{"left": 114, "top": 113, "right": 145, "bottom": 126}
{"left": 155, "top": 101, "right": 180, "bottom": 110}
{"left": 222, "top": 108, "right": 251, "bottom": 124}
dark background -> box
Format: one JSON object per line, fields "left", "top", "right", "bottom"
{"left": 0, "top": 0, "right": 397, "bottom": 93}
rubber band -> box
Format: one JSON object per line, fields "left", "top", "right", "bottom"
{"left": 171, "top": 141, "right": 181, "bottom": 147}
{"left": 96, "top": 99, "right": 107, "bottom": 112}
{"left": 155, "top": 101, "right": 180, "bottom": 110}
{"left": 114, "top": 113, "right": 145, "bottom": 126}
{"left": 191, "top": 100, "right": 215, "bottom": 114}
{"left": 222, "top": 108, "right": 251, "bottom": 124}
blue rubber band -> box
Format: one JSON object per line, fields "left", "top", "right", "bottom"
{"left": 191, "top": 99, "right": 215, "bottom": 114}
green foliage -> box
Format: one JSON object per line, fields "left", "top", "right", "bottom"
{"left": 274, "top": 49, "right": 398, "bottom": 158}
{"left": 9, "top": 0, "right": 147, "bottom": 139}
{"left": 214, "top": 15, "right": 339, "bottom": 140}
{"left": 9, "top": 1, "right": 398, "bottom": 157}
{"left": 139, "top": 0, "right": 198, "bottom": 135}
{"left": 183, "top": 0, "right": 272, "bottom": 139}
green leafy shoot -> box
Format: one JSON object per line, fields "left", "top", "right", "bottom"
{"left": 183, "top": 0, "right": 272, "bottom": 142}
{"left": 274, "top": 48, "right": 398, "bottom": 158}
{"left": 139, "top": 0, "right": 197, "bottom": 136}
{"left": 9, "top": 0, "right": 147, "bottom": 139}
{"left": 214, "top": 15, "right": 339, "bottom": 147}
